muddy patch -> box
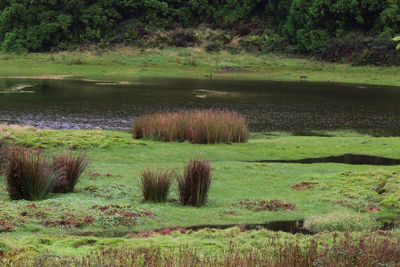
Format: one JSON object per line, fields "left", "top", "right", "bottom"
{"left": 192, "top": 89, "right": 229, "bottom": 98}
{"left": 249, "top": 154, "right": 400, "bottom": 166}
{"left": 292, "top": 182, "right": 319, "bottom": 190}
{"left": 73, "top": 219, "right": 310, "bottom": 237}
{"left": 378, "top": 217, "right": 400, "bottom": 230}
{"left": 0, "top": 84, "right": 36, "bottom": 94}
{"left": 2, "top": 75, "right": 75, "bottom": 80}
{"left": 217, "top": 66, "right": 251, "bottom": 73}
{"left": 81, "top": 79, "right": 130, "bottom": 85}
{"left": 235, "top": 199, "right": 296, "bottom": 212}
{"left": 0, "top": 202, "right": 153, "bottom": 232}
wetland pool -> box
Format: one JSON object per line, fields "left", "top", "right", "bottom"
{"left": 0, "top": 77, "right": 399, "bottom": 136}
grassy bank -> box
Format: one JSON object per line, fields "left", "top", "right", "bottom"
{"left": 1, "top": 126, "right": 400, "bottom": 263}
{"left": 1, "top": 48, "right": 400, "bottom": 86}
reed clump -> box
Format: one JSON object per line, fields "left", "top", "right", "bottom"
{"left": 52, "top": 152, "right": 88, "bottom": 193}
{"left": 6, "top": 148, "right": 60, "bottom": 201}
{"left": 178, "top": 159, "right": 212, "bottom": 207}
{"left": 140, "top": 168, "right": 175, "bottom": 203}
{"left": 133, "top": 109, "right": 248, "bottom": 144}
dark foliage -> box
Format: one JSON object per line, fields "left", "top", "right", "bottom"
{"left": 140, "top": 168, "right": 175, "bottom": 203}
{"left": 169, "top": 30, "right": 200, "bottom": 47}
{"left": 320, "top": 34, "right": 400, "bottom": 66}
{"left": 178, "top": 159, "right": 212, "bottom": 207}
{"left": 283, "top": 0, "right": 400, "bottom": 54}
{"left": 6, "top": 148, "right": 60, "bottom": 201}
{"left": 205, "top": 41, "right": 223, "bottom": 52}
{"left": 52, "top": 152, "right": 88, "bottom": 193}
{"left": 1, "top": 0, "right": 399, "bottom": 61}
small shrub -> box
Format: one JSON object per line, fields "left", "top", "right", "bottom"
{"left": 320, "top": 34, "right": 400, "bottom": 66}
{"left": 394, "top": 36, "right": 400, "bottom": 50}
{"left": 304, "top": 211, "right": 382, "bottom": 233}
{"left": 140, "top": 168, "right": 175, "bottom": 203}
{"left": 169, "top": 30, "right": 200, "bottom": 47}
{"left": 52, "top": 152, "right": 88, "bottom": 193}
{"left": 133, "top": 109, "right": 248, "bottom": 144}
{"left": 205, "top": 41, "right": 223, "bottom": 52}
{"left": 239, "top": 31, "right": 288, "bottom": 53}
{"left": 6, "top": 148, "right": 60, "bottom": 201}
{"left": 178, "top": 159, "right": 212, "bottom": 207}
{"left": 186, "top": 56, "right": 197, "bottom": 66}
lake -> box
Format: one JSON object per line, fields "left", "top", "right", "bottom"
{"left": 0, "top": 77, "right": 399, "bottom": 136}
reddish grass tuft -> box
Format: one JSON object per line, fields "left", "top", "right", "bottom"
{"left": 140, "top": 168, "right": 175, "bottom": 203}
{"left": 52, "top": 152, "right": 88, "bottom": 193}
{"left": 0, "top": 221, "right": 13, "bottom": 233}
{"left": 0, "top": 137, "right": 11, "bottom": 174}
{"left": 6, "top": 148, "right": 60, "bottom": 201}
{"left": 133, "top": 109, "right": 248, "bottom": 144}
{"left": 178, "top": 158, "right": 212, "bottom": 207}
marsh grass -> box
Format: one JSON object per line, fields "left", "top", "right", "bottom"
{"left": 140, "top": 168, "right": 175, "bottom": 203}
{"left": 17, "top": 233, "right": 400, "bottom": 266}
{"left": 6, "top": 148, "right": 60, "bottom": 201}
{"left": 304, "top": 211, "right": 382, "bottom": 233}
{"left": 178, "top": 159, "right": 212, "bottom": 207}
{"left": 52, "top": 152, "right": 88, "bottom": 193}
{"left": 133, "top": 109, "right": 248, "bottom": 144}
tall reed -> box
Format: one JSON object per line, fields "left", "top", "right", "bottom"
{"left": 178, "top": 159, "right": 212, "bottom": 207}
{"left": 133, "top": 109, "right": 248, "bottom": 144}
{"left": 52, "top": 152, "right": 88, "bottom": 193}
{"left": 140, "top": 168, "right": 175, "bottom": 202}
{"left": 6, "top": 148, "right": 60, "bottom": 201}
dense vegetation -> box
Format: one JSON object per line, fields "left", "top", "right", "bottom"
{"left": 7, "top": 232, "right": 400, "bottom": 266}
{"left": 1, "top": 0, "right": 400, "bottom": 64}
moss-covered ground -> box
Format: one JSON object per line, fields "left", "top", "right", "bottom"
{"left": 0, "top": 126, "right": 399, "bottom": 264}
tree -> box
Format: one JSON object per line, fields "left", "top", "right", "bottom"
{"left": 393, "top": 36, "right": 400, "bottom": 50}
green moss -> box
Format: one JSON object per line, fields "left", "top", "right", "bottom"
{"left": 304, "top": 211, "right": 382, "bottom": 233}
{"left": 4, "top": 129, "right": 139, "bottom": 149}
{"left": 320, "top": 170, "right": 400, "bottom": 213}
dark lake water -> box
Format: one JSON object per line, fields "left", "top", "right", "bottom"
{"left": 0, "top": 77, "right": 400, "bottom": 136}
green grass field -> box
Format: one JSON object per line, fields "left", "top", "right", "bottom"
{"left": 0, "top": 127, "right": 399, "bottom": 264}
{"left": 1, "top": 48, "right": 400, "bottom": 86}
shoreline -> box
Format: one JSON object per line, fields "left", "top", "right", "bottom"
{"left": 1, "top": 48, "right": 400, "bottom": 87}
